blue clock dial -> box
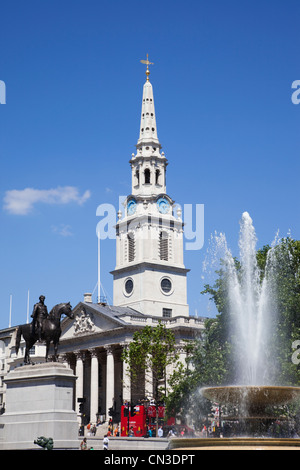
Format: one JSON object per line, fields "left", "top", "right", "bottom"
{"left": 127, "top": 199, "right": 137, "bottom": 216}
{"left": 157, "top": 197, "right": 170, "bottom": 214}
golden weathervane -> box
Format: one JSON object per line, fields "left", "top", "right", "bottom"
{"left": 140, "top": 54, "right": 154, "bottom": 81}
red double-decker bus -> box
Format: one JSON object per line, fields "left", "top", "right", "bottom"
{"left": 120, "top": 404, "right": 175, "bottom": 437}
{"left": 121, "top": 404, "right": 147, "bottom": 437}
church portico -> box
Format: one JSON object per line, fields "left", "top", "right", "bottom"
{"left": 62, "top": 341, "right": 125, "bottom": 425}
{"left": 57, "top": 298, "right": 205, "bottom": 426}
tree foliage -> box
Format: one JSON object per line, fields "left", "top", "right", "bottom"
{"left": 122, "top": 322, "right": 179, "bottom": 403}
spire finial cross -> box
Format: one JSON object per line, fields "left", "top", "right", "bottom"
{"left": 140, "top": 54, "right": 154, "bottom": 81}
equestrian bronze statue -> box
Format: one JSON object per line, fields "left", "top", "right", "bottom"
{"left": 16, "top": 296, "right": 74, "bottom": 364}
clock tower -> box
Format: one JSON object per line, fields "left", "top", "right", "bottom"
{"left": 111, "top": 57, "right": 189, "bottom": 318}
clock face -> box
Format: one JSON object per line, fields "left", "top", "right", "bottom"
{"left": 127, "top": 199, "right": 137, "bottom": 216}
{"left": 157, "top": 197, "right": 170, "bottom": 214}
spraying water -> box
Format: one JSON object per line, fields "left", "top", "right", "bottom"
{"left": 228, "top": 212, "right": 279, "bottom": 384}
{"left": 205, "top": 212, "right": 279, "bottom": 385}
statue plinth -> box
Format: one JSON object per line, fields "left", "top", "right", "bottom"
{"left": 0, "top": 362, "right": 78, "bottom": 450}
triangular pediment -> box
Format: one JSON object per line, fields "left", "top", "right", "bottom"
{"left": 60, "top": 302, "right": 129, "bottom": 340}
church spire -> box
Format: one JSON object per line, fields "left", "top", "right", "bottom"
{"left": 130, "top": 56, "right": 167, "bottom": 196}
{"left": 137, "top": 54, "right": 160, "bottom": 147}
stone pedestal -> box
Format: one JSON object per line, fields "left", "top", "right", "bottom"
{"left": 0, "top": 362, "right": 78, "bottom": 450}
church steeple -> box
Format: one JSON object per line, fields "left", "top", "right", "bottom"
{"left": 130, "top": 57, "right": 167, "bottom": 196}
{"left": 112, "top": 58, "right": 189, "bottom": 319}
{"left": 137, "top": 55, "right": 160, "bottom": 148}
{"left": 137, "top": 76, "right": 160, "bottom": 147}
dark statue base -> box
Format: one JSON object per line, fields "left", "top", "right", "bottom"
{"left": 0, "top": 363, "right": 78, "bottom": 450}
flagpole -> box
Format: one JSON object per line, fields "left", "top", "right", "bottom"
{"left": 98, "top": 232, "right": 101, "bottom": 303}
{"left": 9, "top": 294, "right": 12, "bottom": 328}
{"left": 27, "top": 289, "right": 30, "bottom": 323}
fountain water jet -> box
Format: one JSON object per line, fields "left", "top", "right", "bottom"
{"left": 224, "top": 212, "right": 277, "bottom": 385}
{"left": 170, "top": 212, "right": 300, "bottom": 450}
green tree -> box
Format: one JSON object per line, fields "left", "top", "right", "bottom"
{"left": 122, "top": 322, "right": 179, "bottom": 434}
{"left": 165, "top": 318, "right": 231, "bottom": 429}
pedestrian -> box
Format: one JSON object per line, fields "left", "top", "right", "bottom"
{"left": 80, "top": 437, "right": 87, "bottom": 450}
{"left": 103, "top": 434, "right": 109, "bottom": 450}
{"left": 158, "top": 426, "right": 163, "bottom": 438}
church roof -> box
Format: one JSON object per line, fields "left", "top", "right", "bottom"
{"left": 82, "top": 302, "right": 147, "bottom": 324}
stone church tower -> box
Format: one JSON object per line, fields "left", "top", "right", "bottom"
{"left": 111, "top": 59, "right": 189, "bottom": 318}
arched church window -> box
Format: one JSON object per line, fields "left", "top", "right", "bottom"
{"left": 144, "top": 168, "right": 151, "bottom": 184}
{"left": 159, "top": 231, "right": 169, "bottom": 261}
{"left": 155, "top": 169, "right": 160, "bottom": 185}
{"left": 127, "top": 233, "right": 135, "bottom": 262}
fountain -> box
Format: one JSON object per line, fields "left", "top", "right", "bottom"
{"left": 170, "top": 212, "right": 300, "bottom": 450}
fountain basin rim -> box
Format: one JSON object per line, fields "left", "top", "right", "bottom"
{"left": 169, "top": 437, "right": 300, "bottom": 450}
{"left": 200, "top": 385, "right": 300, "bottom": 406}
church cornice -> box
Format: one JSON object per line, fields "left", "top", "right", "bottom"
{"left": 122, "top": 193, "right": 174, "bottom": 205}
{"left": 115, "top": 215, "right": 183, "bottom": 233}
{"left": 110, "top": 261, "right": 190, "bottom": 276}
{"left": 130, "top": 152, "right": 166, "bottom": 164}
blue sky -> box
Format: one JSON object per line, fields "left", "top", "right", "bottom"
{"left": 0, "top": 0, "right": 300, "bottom": 329}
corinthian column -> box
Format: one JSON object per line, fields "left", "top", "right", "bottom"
{"left": 121, "top": 343, "right": 131, "bottom": 402}
{"left": 89, "top": 349, "right": 99, "bottom": 424}
{"left": 75, "top": 351, "right": 85, "bottom": 422}
{"left": 105, "top": 345, "right": 115, "bottom": 419}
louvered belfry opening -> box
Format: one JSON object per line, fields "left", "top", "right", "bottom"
{"left": 159, "top": 231, "right": 168, "bottom": 261}
{"left": 128, "top": 233, "right": 135, "bottom": 262}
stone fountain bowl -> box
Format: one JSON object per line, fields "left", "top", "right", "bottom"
{"left": 169, "top": 385, "right": 300, "bottom": 450}
{"left": 201, "top": 385, "right": 300, "bottom": 407}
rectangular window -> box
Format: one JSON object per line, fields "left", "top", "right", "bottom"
{"left": 162, "top": 308, "right": 172, "bottom": 318}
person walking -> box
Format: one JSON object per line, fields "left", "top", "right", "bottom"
{"left": 103, "top": 434, "right": 109, "bottom": 450}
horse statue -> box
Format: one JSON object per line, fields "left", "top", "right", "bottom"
{"left": 15, "top": 302, "right": 74, "bottom": 364}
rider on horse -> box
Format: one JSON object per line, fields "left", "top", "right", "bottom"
{"left": 31, "top": 295, "right": 48, "bottom": 342}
